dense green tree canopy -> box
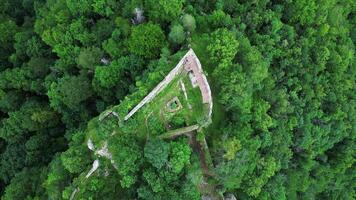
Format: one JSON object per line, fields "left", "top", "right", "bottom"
{"left": 0, "top": 0, "right": 354, "bottom": 199}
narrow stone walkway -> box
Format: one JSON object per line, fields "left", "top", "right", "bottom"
{"left": 159, "top": 124, "right": 199, "bottom": 139}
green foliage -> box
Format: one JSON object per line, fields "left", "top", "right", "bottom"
{"left": 207, "top": 28, "right": 238, "bottom": 67}
{"left": 102, "top": 18, "right": 131, "bottom": 59}
{"left": 43, "top": 155, "right": 71, "bottom": 200}
{"left": 285, "top": 0, "right": 317, "bottom": 25}
{"left": 0, "top": 0, "right": 354, "bottom": 199}
{"left": 0, "top": 18, "right": 18, "bottom": 65}
{"left": 244, "top": 156, "right": 278, "bottom": 197}
{"left": 182, "top": 183, "right": 201, "bottom": 200}
{"left": 77, "top": 47, "right": 104, "bottom": 70}
{"left": 61, "top": 130, "right": 91, "bottom": 174}
{"left": 47, "top": 74, "right": 93, "bottom": 110}
{"left": 10, "top": 31, "right": 49, "bottom": 65}
{"left": 223, "top": 137, "right": 241, "bottom": 160}
{"left": 0, "top": 101, "right": 59, "bottom": 142}
{"left": 170, "top": 113, "right": 186, "bottom": 129}
{"left": 0, "top": 142, "right": 26, "bottom": 183}
{"left": 128, "top": 23, "right": 166, "bottom": 58}
{"left": 145, "top": 0, "right": 185, "bottom": 23}
{"left": 92, "top": 19, "right": 116, "bottom": 44}
{"left": 108, "top": 132, "right": 143, "bottom": 188}
{"left": 169, "top": 24, "right": 185, "bottom": 44}
{"left": 92, "top": 0, "right": 119, "bottom": 17}
{"left": 0, "top": 58, "right": 51, "bottom": 93}
{"left": 144, "top": 139, "right": 170, "bottom": 169}
{"left": 66, "top": 0, "right": 93, "bottom": 15}
{"left": 207, "top": 10, "right": 233, "bottom": 29}
{"left": 182, "top": 14, "right": 196, "bottom": 32}
{"left": 137, "top": 138, "right": 197, "bottom": 199}
{"left": 0, "top": 90, "right": 23, "bottom": 113}
{"left": 169, "top": 139, "right": 191, "bottom": 174}
{"left": 93, "top": 58, "right": 127, "bottom": 88}
{"left": 2, "top": 167, "right": 47, "bottom": 200}
{"left": 73, "top": 172, "right": 125, "bottom": 199}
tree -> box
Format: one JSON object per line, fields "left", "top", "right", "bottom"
{"left": 181, "top": 181, "right": 201, "bottom": 200}
{"left": 223, "top": 137, "right": 242, "bottom": 160}
{"left": 0, "top": 90, "right": 24, "bottom": 113}
{"left": 108, "top": 132, "right": 143, "bottom": 188}
{"left": 2, "top": 167, "right": 48, "bottom": 200}
{"left": 61, "top": 130, "right": 91, "bottom": 174}
{"left": 93, "top": 57, "right": 128, "bottom": 88}
{"left": 25, "top": 130, "right": 65, "bottom": 167}
{"left": 91, "top": 19, "right": 115, "bottom": 45}
{"left": 77, "top": 47, "right": 104, "bottom": 70}
{"left": 207, "top": 10, "right": 233, "bottom": 29}
{"left": 43, "top": 155, "right": 71, "bottom": 200}
{"left": 102, "top": 37, "right": 125, "bottom": 58}
{"left": 0, "top": 57, "right": 51, "bottom": 94}
{"left": 47, "top": 74, "right": 93, "bottom": 110}
{"left": 145, "top": 0, "right": 185, "bottom": 23}
{"left": 128, "top": 23, "right": 166, "bottom": 58}
{"left": 66, "top": 0, "right": 93, "bottom": 15}
{"left": 284, "top": 0, "right": 317, "bottom": 25}
{"left": 0, "top": 100, "right": 59, "bottom": 142}
{"left": 244, "top": 156, "right": 278, "bottom": 197}
{"left": 169, "top": 24, "right": 185, "bottom": 44}
{"left": 169, "top": 139, "right": 191, "bottom": 174}
{"left": 92, "top": 0, "right": 119, "bottom": 17}
{"left": 214, "top": 63, "right": 251, "bottom": 114}
{"left": 72, "top": 171, "right": 125, "bottom": 199}
{"left": 0, "top": 142, "right": 26, "bottom": 184}
{"left": 0, "top": 18, "right": 18, "bottom": 66}
{"left": 10, "top": 31, "right": 49, "bottom": 65}
{"left": 207, "top": 28, "right": 239, "bottom": 67}
{"left": 102, "top": 18, "right": 131, "bottom": 59}
{"left": 182, "top": 14, "right": 196, "bottom": 32}
{"left": 144, "top": 139, "right": 170, "bottom": 169}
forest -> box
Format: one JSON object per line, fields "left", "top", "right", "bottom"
{"left": 0, "top": 0, "right": 355, "bottom": 199}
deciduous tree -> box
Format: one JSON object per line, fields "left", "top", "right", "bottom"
{"left": 128, "top": 23, "right": 166, "bottom": 58}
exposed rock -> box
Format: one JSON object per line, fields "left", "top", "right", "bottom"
{"left": 87, "top": 139, "right": 95, "bottom": 151}
{"left": 132, "top": 8, "right": 145, "bottom": 24}
{"left": 96, "top": 141, "right": 112, "bottom": 160}
{"left": 85, "top": 160, "right": 99, "bottom": 178}
{"left": 100, "top": 58, "right": 109, "bottom": 65}
{"left": 224, "top": 194, "right": 237, "bottom": 200}
{"left": 202, "top": 195, "right": 213, "bottom": 200}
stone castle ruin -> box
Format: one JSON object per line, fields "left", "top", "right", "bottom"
{"left": 72, "top": 49, "right": 214, "bottom": 200}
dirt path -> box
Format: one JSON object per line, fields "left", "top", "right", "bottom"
{"left": 161, "top": 128, "right": 219, "bottom": 199}
{"left": 189, "top": 132, "right": 220, "bottom": 199}
{"left": 190, "top": 133, "right": 212, "bottom": 176}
